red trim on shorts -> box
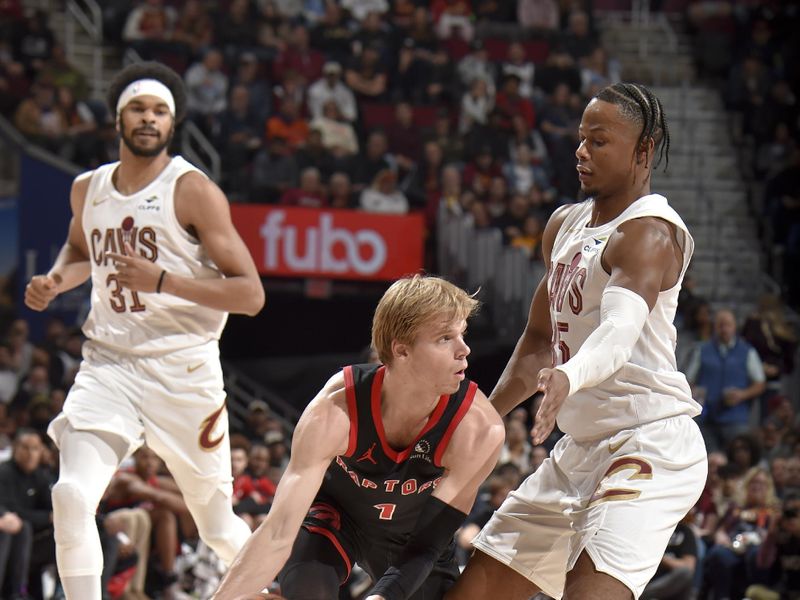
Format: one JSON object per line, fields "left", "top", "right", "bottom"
{"left": 434, "top": 381, "right": 477, "bottom": 467}
{"left": 371, "top": 365, "right": 450, "bottom": 463}
{"left": 302, "top": 524, "right": 353, "bottom": 582}
{"left": 343, "top": 366, "right": 358, "bottom": 457}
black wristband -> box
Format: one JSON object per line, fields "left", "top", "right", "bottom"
{"left": 156, "top": 269, "right": 167, "bottom": 293}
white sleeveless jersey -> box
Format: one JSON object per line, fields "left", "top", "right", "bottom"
{"left": 549, "top": 194, "right": 701, "bottom": 441}
{"left": 80, "top": 156, "right": 227, "bottom": 355}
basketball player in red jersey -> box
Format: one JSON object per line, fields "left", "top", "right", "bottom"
{"left": 449, "top": 83, "right": 707, "bottom": 599}
{"left": 213, "top": 275, "right": 505, "bottom": 600}
{"left": 24, "top": 62, "right": 264, "bottom": 599}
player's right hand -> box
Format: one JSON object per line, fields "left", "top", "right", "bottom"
{"left": 25, "top": 274, "right": 59, "bottom": 311}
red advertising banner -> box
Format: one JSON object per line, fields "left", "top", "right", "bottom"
{"left": 231, "top": 205, "right": 425, "bottom": 281}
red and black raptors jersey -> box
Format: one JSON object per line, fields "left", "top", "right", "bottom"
{"left": 314, "top": 363, "right": 476, "bottom": 548}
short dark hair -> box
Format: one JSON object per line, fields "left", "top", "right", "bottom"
{"left": 107, "top": 62, "right": 187, "bottom": 124}
{"left": 594, "top": 82, "right": 670, "bottom": 171}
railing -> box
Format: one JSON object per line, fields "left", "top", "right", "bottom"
{"left": 437, "top": 205, "right": 543, "bottom": 342}
{"left": 181, "top": 121, "right": 222, "bottom": 182}
{"left": 222, "top": 360, "right": 300, "bottom": 433}
{"left": 66, "top": 0, "right": 104, "bottom": 98}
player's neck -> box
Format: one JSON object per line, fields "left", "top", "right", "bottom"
{"left": 588, "top": 179, "right": 650, "bottom": 227}
{"left": 114, "top": 150, "right": 172, "bottom": 196}
{"left": 380, "top": 368, "right": 441, "bottom": 425}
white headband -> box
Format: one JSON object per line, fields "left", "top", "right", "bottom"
{"left": 116, "top": 78, "right": 176, "bottom": 117}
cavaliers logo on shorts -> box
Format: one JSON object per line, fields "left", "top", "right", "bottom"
{"left": 199, "top": 404, "right": 226, "bottom": 451}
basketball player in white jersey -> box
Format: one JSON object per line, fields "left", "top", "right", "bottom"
{"left": 23, "top": 62, "right": 264, "bottom": 600}
{"left": 448, "top": 83, "right": 708, "bottom": 599}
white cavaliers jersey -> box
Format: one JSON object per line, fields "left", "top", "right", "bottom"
{"left": 549, "top": 194, "right": 701, "bottom": 441}
{"left": 80, "top": 156, "right": 227, "bottom": 355}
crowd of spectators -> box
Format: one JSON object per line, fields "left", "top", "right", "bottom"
{"left": 1, "top": 0, "right": 621, "bottom": 271}
{"left": 1, "top": 1, "right": 800, "bottom": 599}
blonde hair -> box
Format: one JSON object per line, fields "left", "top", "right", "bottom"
{"left": 371, "top": 275, "right": 479, "bottom": 365}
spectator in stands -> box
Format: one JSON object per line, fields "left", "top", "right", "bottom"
{"left": 640, "top": 513, "right": 698, "bottom": 600}
{"left": 510, "top": 212, "right": 544, "bottom": 260}
{"left": 121, "top": 0, "right": 176, "bottom": 60}
{"left": 184, "top": 48, "right": 228, "bottom": 131}
{"left": 459, "top": 76, "right": 494, "bottom": 134}
{"left": 770, "top": 454, "right": 790, "bottom": 499}
{"left": 231, "top": 52, "right": 271, "bottom": 124}
{"left": 0, "top": 342, "right": 16, "bottom": 406}
{"left": 310, "top": 2, "right": 354, "bottom": 65}
{"left": 0, "top": 498, "right": 31, "bottom": 600}
{"left": 463, "top": 145, "right": 501, "bottom": 197}
{"left": 55, "top": 85, "right": 100, "bottom": 167}
{"left": 341, "top": 0, "right": 389, "bottom": 22}
{"left": 561, "top": 9, "right": 598, "bottom": 62}
{"left": 254, "top": 1, "right": 289, "bottom": 59}
{"left": 386, "top": 101, "right": 420, "bottom": 175}
{"left": 102, "top": 446, "right": 193, "bottom": 599}
{"left": 280, "top": 167, "right": 327, "bottom": 208}
{"left": 10, "top": 365, "right": 50, "bottom": 422}
{"left": 353, "top": 10, "right": 390, "bottom": 58}
{"left": 273, "top": 23, "right": 324, "bottom": 89}
{"left": 345, "top": 42, "right": 387, "bottom": 101}
{"left": 247, "top": 442, "right": 279, "bottom": 494}
{"left": 727, "top": 433, "right": 764, "bottom": 476}
{"left": 0, "top": 40, "right": 28, "bottom": 117}
{"left": 217, "top": 0, "right": 258, "bottom": 62}
{"left": 231, "top": 445, "right": 271, "bottom": 530}
{"left": 309, "top": 101, "right": 359, "bottom": 162}
{"left": 436, "top": 164, "right": 464, "bottom": 218}
{"left": 747, "top": 493, "right": 800, "bottom": 600}
{"left": 405, "top": 139, "right": 444, "bottom": 216}
{"left": 360, "top": 168, "right": 409, "bottom": 214}
{"left": 495, "top": 74, "right": 536, "bottom": 131}
{"left": 676, "top": 298, "right": 713, "bottom": 373}
{"left": 539, "top": 81, "right": 581, "bottom": 198}
{"left": 456, "top": 476, "right": 513, "bottom": 564}
{"left": 406, "top": 6, "right": 438, "bottom": 53}
{"left": 456, "top": 39, "right": 496, "bottom": 91}
{"left": 503, "top": 143, "right": 550, "bottom": 196}
{"left": 40, "top": 44, "right": 88, "bottom": 102}
{"left": 535, "top": 48, "right": 582, "bottom": 95}
{"left": 12, "top": 9, "right": 54, "bottom": 78}
{"left": 307, "top": 61, "right": 357, "bottom": 123}
{"left": 217, "top": 85, "right": 264, "bottom": 199}
{"left": 328, "top": 172, "right": 355, "bottom": 209}
{"left": 705, "top": 467, "right": 778, "bottom": 600}
{"left": 500, "top": 42, "right": 535, "bottom": 100}
{"left": 517, "top": 0, "right": 560, "bottom": 33}
{"left": 391, "top": 38, "right": 428, "bottom": 104}
{"left": 266, "top": 96, "right": 309, "bottom": 151}
{"left": 497, "top": 418, "right": 532, "bottom": 473}
{"left": 352, "top": 129, "right": 394, "bottom": 191}
{"left": 0, "top": 429, "right": 55, "bottom": 600}
{"left": 251, "top": 136, "right": 298, "bottom": 203}
{"left": 687, "top": 308, "right": 767, "bottom": 452}
{"left": 13, "top": 81, "right": 67, "bottom": 155}
{"left": 240, "top": 400, "right": 275, "bottom": 444}
{"left": 171, "top": 0, "right": 213, "bottom": 59}
{"left": 295, "top": 126, "right": 339, "bottom": 180}
{"left": 742, "top": 294, "right": 797, "bottom": 398}
{"left": 432, "top": 0, "right": 475, "bottom": 42}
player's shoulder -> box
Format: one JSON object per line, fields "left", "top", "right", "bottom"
{"left": 541, "top": 201, "right": 584, "bottom": 259}
{"left": 457, "top": 386, "right": 505, "bottom": 448}
{"left": 302, "top": 370, "right": 349, "bottom": 425}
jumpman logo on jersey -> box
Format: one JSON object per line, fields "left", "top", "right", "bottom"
{"left": 357, "top": 442, "right": 378, "bottom": 465}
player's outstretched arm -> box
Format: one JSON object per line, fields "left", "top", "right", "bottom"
{"left": 212, "top": 373, "right": 350, "bottom": 600}
{"left": 127, "top": 171, "right": 265, "bottom": 315}
{"left": 366, "top": 390, "right": 505, "bottom": 600}
{"left": 489, "top": 205, "right": 574, "bottom": 416}
{"left": 533, "top": 216, "right": 680, "bottom": 444}
{"left": 25, "top": 174, "right": 92, "bottom": 311}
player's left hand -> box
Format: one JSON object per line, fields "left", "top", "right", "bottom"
{"left": 531, "top": 368, "right": 570, "bottom": 445}
{"left": 108, "top": 242, "right": 163, "bottom": 293}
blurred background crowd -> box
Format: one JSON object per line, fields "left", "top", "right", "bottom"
{"left": 0, "top": 0, "right": 799, "bottom": 598}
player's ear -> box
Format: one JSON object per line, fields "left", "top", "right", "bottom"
{"left": 391, "top": 339, "right": 409, "bottom": 361}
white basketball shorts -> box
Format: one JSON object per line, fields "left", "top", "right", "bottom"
{"left": 48, "top": 339, "right": 233, "bottom": 503}
{"left": 472, "top": 414, "right": 707, "bottom": 599}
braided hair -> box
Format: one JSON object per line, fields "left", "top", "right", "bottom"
{"left": 594, "top": 82, "right": 670, "bottom": 171}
